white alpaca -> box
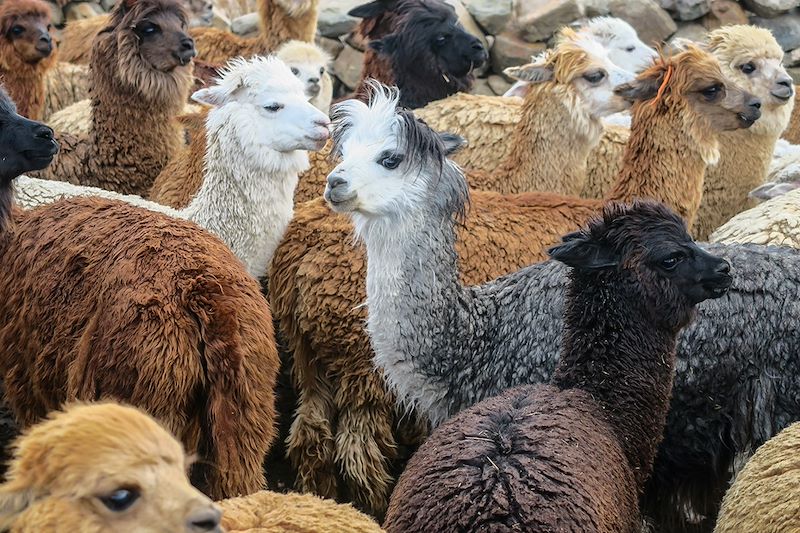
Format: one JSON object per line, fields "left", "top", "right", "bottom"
{"left": 276, "top": 40, "right": 333, "bottom": 112}
{"left": 504, "top": 17, "right": 657, "bottom": 98}
{"left": 17, "top": 55, "right": 330, "bottom": 279}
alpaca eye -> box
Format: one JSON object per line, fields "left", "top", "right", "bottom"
{"left": 379, "top": 154, "right": 403, "bottom": 169}
{"left": 10, "top": 26, "right": 24, "bottom": 35}
{"left": 583, "top": 71, "right": 606, "bottom": 84}
{"left": 434, "top": 35, "right": 448, "bottom": 47}
{"left": 263, "top": 103, "right": 283, "bottom": 112}
{"left": 740, "top": 62, "right": 756, "bottom": 75}
{"left": 136, "top": 22, "right": 159, "bottom": 36}
{"left": 291, "top": 67, "right": 299, "bottom": 75}
{"left": 660, "top": 253, "right": 684, "bottom": 270}
{"left": 319, "top": 67, "right": 325, "bottom": 75}
{"left": 701, "top": 84, "right": 722, "bottom": 101}
{"left": 625, "top": 45, "right": 635, "bottom": 52}
{"left": 99, "top": 488, "right": 140, "bottom": 512}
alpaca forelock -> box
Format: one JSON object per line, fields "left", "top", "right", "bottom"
{"left": 328, "top": 81, "right": 467, "bottom": 233}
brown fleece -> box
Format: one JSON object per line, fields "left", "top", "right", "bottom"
{"left": 30, "top": 0, "right": 193, "bottom": 196}
{"left": 0, "top": 0, "right": 57, "bottom": 120}
{"left": 272, "top": 47, "right": 751, "bottom": 516}
{"left": 0, "top": 197, "right": 279, "bottom": 501}
{"left": 189, "top": 0, "right": 318, "bottom": 65}
{"left": 148, "top": 109, "right": 208, "bottom": 205}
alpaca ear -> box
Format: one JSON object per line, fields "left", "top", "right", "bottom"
{"left": 614, "top": 74, "right": 663, "bottom": 103}
{"left": 0, "top": 484, "right": 34, "bottom": 529}
{"left": 370, "top": 35, "right": 397, "bottom": 55}
{"left": 670, "top": 37, "right": 705, "bottom": 52}
{"left": 123, "top": 0, "right": 137, "bottom": 9}
{"left": 548, "top": 235, "right": 618, "bottom": 270}
{"left": 191, "top": 87, "right": 227, "bottom": 107}
{"left": 438, "top": 132, "right": 466, "bottom": 156}
{"left": 749, "top": 180, "right": 800, "bottom": 200}
{"left": 503, "top": 64, "right": 553, "bottom": 84}
{"left": 348, "top": 0, "right": 396, "bottom": 18}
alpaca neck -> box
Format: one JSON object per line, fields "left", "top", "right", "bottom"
{"left": 0, "top": 59, "right": 48, "bottom": 120}
{"left": 181, "top": 108, "right": 308, "bottom": 278}
{"left": 498, "top": 85, "right": 601, "bottom": 195}
{"left": 393, "top": 59, "right": 472, "bottom": 109}
{"left": 605, "top": 101, "right": 714, "bottom": 227}
{"left": 256, "top": 0, "right": 318, "bottom": 45}
{"left": 551, "top": 271, "right": 683, "bottom": 491}
{"left": 359, "top": 204, "right": 470, "bottom": 422}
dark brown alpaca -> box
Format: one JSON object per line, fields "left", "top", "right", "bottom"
{"left": 30, "top": 0, "right": 195, "bottom": 196}
{"left": 0, "top": 87, "right": 278, "bottom": 501}
{"left": 384, "top": 201, "right": 732, "bottom": 532}
{"left": 0, "top": 0, "right": 55, "bottom": 120}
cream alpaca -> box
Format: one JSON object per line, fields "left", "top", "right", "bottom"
{"left": 276, "top": 40, "right": 333, "bottom": 112}
{"left": 16, "top": 55, "right": 330, "bottom": 278}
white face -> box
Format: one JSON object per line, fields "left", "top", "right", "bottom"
{"left": 288, "top": 61, "right": 327, "bottom": 100}
{"left": 569, "top": 36, "right": 637, "bottom": 119}
{"left": 324, "top": 96, "right": 430, "bottom": 219}
{"left": 604, "top": 34, "right": 658, "bottom": 73}
{"left": 193, "top": 60, "right": 331, "bottom": 153}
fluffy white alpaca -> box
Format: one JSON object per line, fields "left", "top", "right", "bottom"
{"left": 17, "top": 55, "right": 330, "bottom": 279}
{"left": 276, "top": 40, "right": 333, "bottom": 112}
{"left": 504, "top": 16, "right": 657, "bottom": 98}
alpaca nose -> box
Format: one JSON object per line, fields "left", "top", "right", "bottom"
{"left": 308, "top": 77, "right": 320, "bottom": 84}
{"left": 36, "top": 32, "right": 52, "bottom": 55}
{"left": 315, "top": 116, "right": 330, "bottom": 129}
{"left": 714, "top": 260, "right": 731, "bottom": 276}
{"left": 772, "top": 77, "right": 794, "bottom": 101}
{"left": 327, "top": 175, "right": 347, "bottom": 189}
{"left": 186, "top": 505, "right": 221, "bottom": 532}
{"left": 748, "top": 97, "right": 762, "bottom": 110}
{"left": 175, "top": 36, "right": 196, "bottom": 63}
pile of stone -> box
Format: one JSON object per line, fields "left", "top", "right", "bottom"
{"left": 48, "top": 0, "right": 800, "bottom": 95}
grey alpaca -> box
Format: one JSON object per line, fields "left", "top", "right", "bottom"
{"left": 325, "top": 85, "right": 800, "bottom": 532}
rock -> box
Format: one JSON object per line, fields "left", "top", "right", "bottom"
{"left": 516, "top": 0, "right": 583, "bottom": 43}
{"left": 751, "top": 11, "right": 800, "bottom": 51}
{"left": 670, "top": 22, "right": 708, "bottom": 43}
{"left": 742, "top": 0, "right": 799, "bottom": 18}
{"left": 63, "top": 1, "right": 102, "bottom": 22}
{"left": 490, "top": 31, "right": 547, "bottom": 73}
{"left": 460, "top": 0, "right": 513, "bottom": 34}
{"left": 784, "top": 46, "right": 800, "bottom": 67}
{"left": 318, "top": 0, "right": 363, "bottom": 39}
{"left": 660, "top": 0, "right": 711, "bottom": 20}
{"left": 702, "top": 0, "right": 749, "bottom": 29}
{"left": 487, "top": 74, "right": 512, "bottom": 95}
{"left": 580, "top": 0, "right": 611, "bottom": 16}
{"left": 316, "top": 36, "right": 345, "bottom": 60}
{"left": 608, "top": 0, "right": 677, "bottom": 45}
{"left": 470, "top": 77, "right": 495, "bottom": 96}
{"left": 210, "top": 6, "right": 230, "bottom": 30}
{"left": 231, "top": 12, "right": 259, "bottom": 36}
{"left": 332, "top": 44, "right": 364, "bottom": 90}
{"left": 787, "top": 66, "right": 800, "bottom": 84}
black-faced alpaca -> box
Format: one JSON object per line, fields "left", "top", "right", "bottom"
{"left": 382, "top": 201, "right": 732, "bottom": 532}
{"left": 355, "top": 0, "right": 487, "bottom": 108}
{"left": 30, "top": 0, "right": 195, "bottom": 196}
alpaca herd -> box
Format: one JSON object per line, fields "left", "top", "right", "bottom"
{"left": 0, "top": 0, "right": 799, "bottom": 530}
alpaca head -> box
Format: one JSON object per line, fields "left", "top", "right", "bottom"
{"left": 0, "top": 0, "right": 54, "bottom": 67}
{"left": 276, "top": 40, "right": 331, "bottom": 103}
{"left": 0, "top": 403, "right": 222, "bottom": 533}
{"left": 192, "top": 55, "right": 330, "bottom": 154}
{"left": 187, "top": 0, "right": 213, "bottom": 27}
{"left": 325, "top": 82, "right": 467, "bottom": 234}
{"left": 504, "top": 28, "right": 635, "bottom": 121}
{"left": 0, "top": 85, "right": 56, "bottom": 182}
{"left": 369, "top": 0, "right": 487, "bottom": 102}
{"left": 583, "top": 17, "right": 657, "bottom": 74}
{"left": 550, "top": 200, "right": 732, "bottom": 330}
{"left": 706, "top": 25, "right": 794, "bottom": 136}
{"left": 96, "top": 0, "right": 196, "bottom": 105}
{"left": 615, "top": 45, "right": 762, "bottom": 165}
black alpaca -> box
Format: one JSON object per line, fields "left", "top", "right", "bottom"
{"left": 384, "top": 201, "right": 732, "bottom": 533}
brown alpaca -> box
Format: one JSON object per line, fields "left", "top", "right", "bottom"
{"left": 147, "top": 109, "right": 208, "bottom": 204}
{"left": 271, "top": 49, "right": 760, "bottom": 516}
{"left": 0, "top": 403, "right": 384, "bottom": 532}
{"left": 29, "top": 0, "right": 195, "bottom": 196}
{"left": 0, "top": 86, "right": 278, "bottom": 501}
{"left": 189, "top": 0, "right": 319, "bottom": 64}
{"left": 0, "top": 0, "right": 56, "bottom": 120}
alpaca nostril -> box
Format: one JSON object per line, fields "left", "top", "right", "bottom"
{"left": 749, "top": 98, "right": 762, "bottom": 110}
{"left": 715, "top": 261, "right": 731, "bottom": 275}
{"left": 180, "top": 37, "right": 195, "bottom": 51}
{"left": 315, "top": 117, "right": 330, "bottom": 128}
{"left": 186, "top": 506, "right": 221, "bottom": 532}
{"left": 327, "top": 175, "right": 346, "bottom": 189}
{"left": 34, "top": 125, "right": 53, "bottom": 140}
{"left": 778, "top": 78, "right": 793, "bottom": 88}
